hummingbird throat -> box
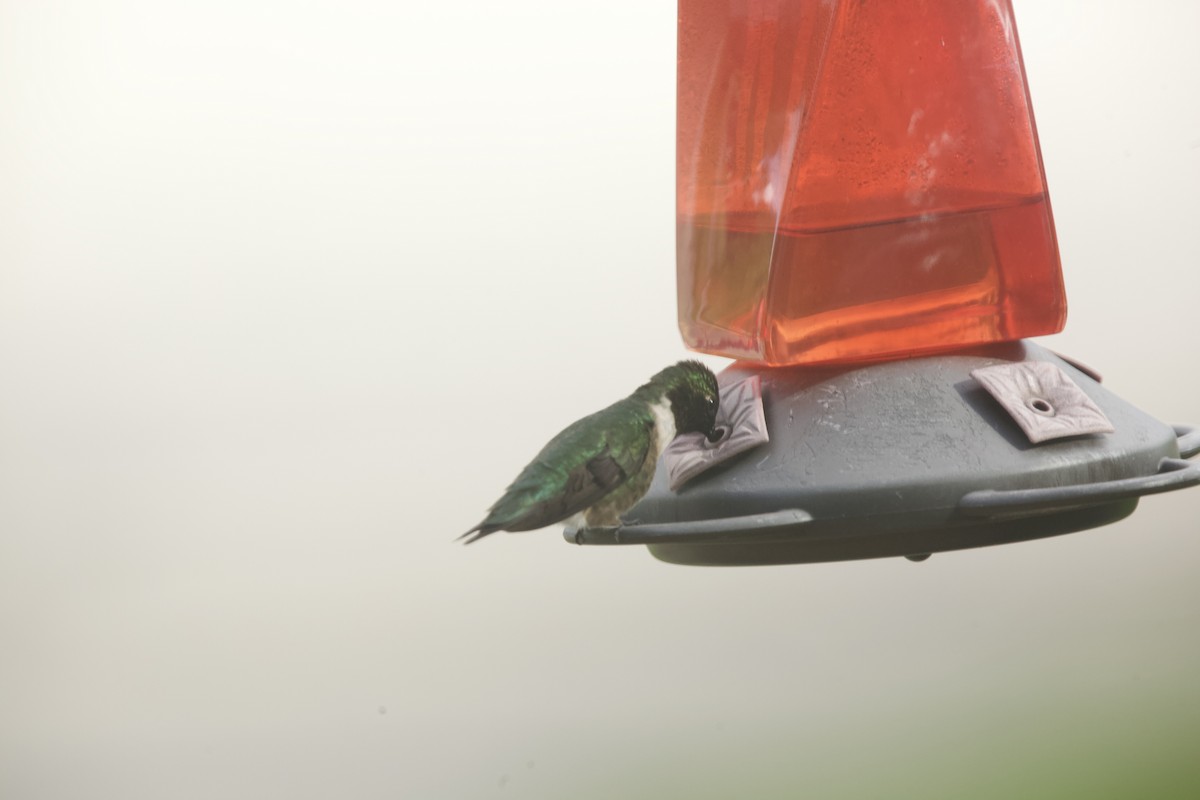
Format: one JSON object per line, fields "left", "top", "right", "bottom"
{"left": 648, "top": 398, "right": 678, "bottom": 451}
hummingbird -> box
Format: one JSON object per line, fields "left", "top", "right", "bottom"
{"left": 461, "top": 360, "right": 719, "bottom": 544}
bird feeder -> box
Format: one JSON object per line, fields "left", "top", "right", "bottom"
{"left": 570, "top": 0, "right": 1200, "bottom": 565}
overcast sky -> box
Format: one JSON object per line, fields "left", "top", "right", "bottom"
{"left": 2, "top": 2, "right": 1199, "bottom": 798}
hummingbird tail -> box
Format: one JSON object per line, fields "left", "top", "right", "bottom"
{"left": 457, "top": 524, "right": 500, "bottom": 545}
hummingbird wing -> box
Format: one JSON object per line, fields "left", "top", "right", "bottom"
{"left": 461, "top": 401, "right": 653, "bottom": 542}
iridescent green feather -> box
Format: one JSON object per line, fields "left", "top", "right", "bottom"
{"left": 472, "top": 397, "right": 652, "bottom": 535}
{"left": 461, "top": 361, "right": 718, "bottom": 544}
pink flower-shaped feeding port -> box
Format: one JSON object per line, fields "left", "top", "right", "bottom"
{"left": 971, "top": 361, "right": 1115, "bottom": 444}
{"left": 662, "top": 375, "right": 769, "bottom": 491}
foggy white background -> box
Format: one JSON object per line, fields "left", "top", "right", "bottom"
{"left": 2, "top": 1, "right": 1198, "bottom": 798}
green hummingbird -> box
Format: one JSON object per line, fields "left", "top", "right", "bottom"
{"left": 461, "top": 360, "right": 719, "bottom": 543}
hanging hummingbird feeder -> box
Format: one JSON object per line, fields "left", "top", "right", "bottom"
{"left": 569, "top": 0, "right": 1200, "bottom": 565}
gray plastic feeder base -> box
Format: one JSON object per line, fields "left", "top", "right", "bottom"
{"left": 569, "top": 341, "right": 1200, "bottom": 566}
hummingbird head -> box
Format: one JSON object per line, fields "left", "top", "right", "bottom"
{"left": 645, "top": 360, "right": 719, "bottom": 438}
